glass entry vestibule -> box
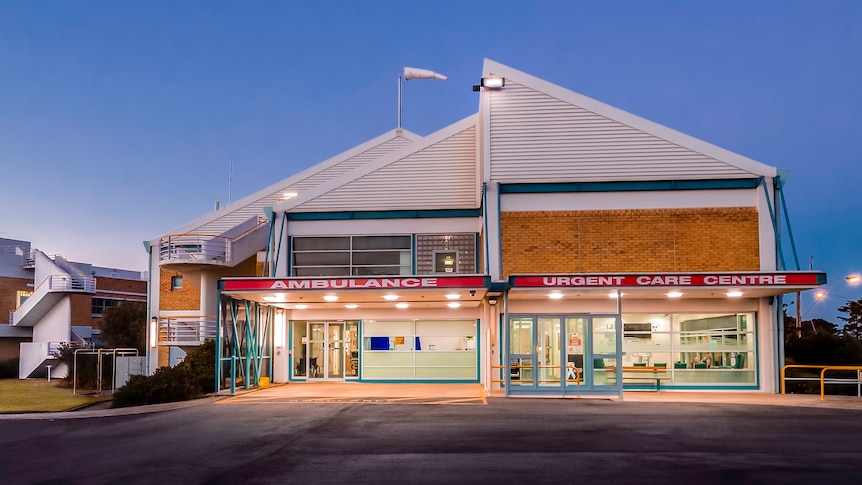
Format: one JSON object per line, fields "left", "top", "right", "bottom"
{"left": 507, "top": 315, "right": 622, "bottom": 396}
{"left": 292, "top": 321, "right": 359, "bottom": 380}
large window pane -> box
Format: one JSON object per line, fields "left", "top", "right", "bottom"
{"left": 353, "top": 236, "right": 411, "bottom": 250}
{"left": 293, "top": 252, "right": 350, "bottom": 266}
{"left": 294, "top": 266, "right": 351, "bottom": 277}
{"left": 293, "top": 237, "right": 350, "bottom": 251}
{"left": 291, "top": 235, "right": 413, "bottom": 277}
{"left": 352, "top": 251, "right": 403, "bottom": 265}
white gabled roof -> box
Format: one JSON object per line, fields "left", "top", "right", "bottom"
{"left": 483, "top": 59, "right": 777, "bottom": 182}
{"left": 157, "top": 129, "right": 421, "bottom": 238}
{"left": 275, "top": 114, "right": 481, "bottom": 213}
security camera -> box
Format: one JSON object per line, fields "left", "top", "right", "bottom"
{"left": 469, "top": 290, "right": 476, "bottom": 297}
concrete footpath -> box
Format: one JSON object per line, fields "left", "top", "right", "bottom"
{"left": 2, "top": 382, "right": 861, "bottom": 420}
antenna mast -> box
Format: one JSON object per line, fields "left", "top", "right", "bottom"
{"left": 228, "top": 158, "right": 233, "bottom": 205}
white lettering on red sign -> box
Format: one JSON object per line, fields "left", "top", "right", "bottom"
{"left": 542, "top": 276, "right": 625, "bottom": 287}
{"left": 702, "top": 275, "right": 786, "bottom": 285}
{"left": 636, "top": 276, "right": 693, "bottom": 286}
{"left": 268, "top": 278, "right": 440, "bottom": 290}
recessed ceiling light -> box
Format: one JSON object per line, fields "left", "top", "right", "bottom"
{"left": 609, "top": 291, "right": 623, "bottom": 299}
{"left": 666, "top": 291, "right": 683, "bottom": 298}
{"left": 344, "top": 304, "right": 358, "bottom": 309}
{"left": 447, "top": 302, "right": 461, "bottom": 308}
{"left": 395, "top": 302, "right": 409, "bottom": 309}
{"left": 726, "top": 290, "right": 743, "bottom": 298}
{"left": 294, "top": 304, "right": 308, "bottom": 309}
{"left": 383, "top": 294, "right": 399, "bottom": 301}
{"left": 445, "top": 293, "right": 461, "bottom": 300}
{"left": 323, "top": 295, "right": 339, "bottom": 302}
{"left": 548, "top": 292, "right": 564, "bottom": 300}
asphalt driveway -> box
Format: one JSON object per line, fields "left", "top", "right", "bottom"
{"left": 2, "top": 388, "right": 861, "bottom": 484}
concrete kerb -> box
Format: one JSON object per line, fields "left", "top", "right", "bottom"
{"left": 3, "top": 384, "right": 861, "bottom": 420}
{"left": 0, "top": 395, "right": 222, "bottom": 421}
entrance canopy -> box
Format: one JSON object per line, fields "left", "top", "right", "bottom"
{"left": 219, "top": 275, "right": 492, "bottom": 309}
{"left": 507, "top": 271, "right": 827, "bottom": 300}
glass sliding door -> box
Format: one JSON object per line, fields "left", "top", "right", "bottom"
{"left": 564, "top": 317, "right": 586, "bottom": 388}
{"left": 507, "top": 314, "right": 622, "bottom": 395}
{"left": 508, "top": 317, "right": 534, "bottom": 388}
{"left": 537, "top": 317, "right": 562, "bottom": 388}
{"left": 590, "top": 317, "right": 622, "bottom": 390}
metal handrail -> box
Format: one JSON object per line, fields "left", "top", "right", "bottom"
{"left": 781, "top": 364, "right": 862, "bottom": 400}
{"left": 10, "top": 274, "right": 96, "bottom": 325}
{"left": 158, "top": 216, "right": 267, "bottom": 265}
{"left": 157, "top": 316, "right": 217, "bottom": 344}
{"left": 491, "top": 363, "right": 581, "bottom": 385}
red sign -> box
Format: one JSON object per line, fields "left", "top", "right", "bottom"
{"left": 222, "top": 276, "right": 489, "bottom": 292}
{"left": 512, "top": 273, "right": 824, "bottom": 288}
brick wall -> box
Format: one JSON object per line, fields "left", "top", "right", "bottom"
{"left": 158, "top": 255, "right": 259, "bottom": 312}
{"left": 160, "top": 268, "right": 202, "bottom": 311}
{"left": 501, "top": 208, "right": 760, "bottom": 276}
{"left": 0, "top": 276, "right": 32, "bottom": 322}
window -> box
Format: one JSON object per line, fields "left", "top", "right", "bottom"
{"left": 171, "top": 275, "right": 183, "bottom": 290}
{"left": 621, "top": 312, "right": 755, "bottom": 385}
{"left": 16, "top": 290, "right": 32, "bottom": 308}
{"left": 362, "top": 319, "right": 478, "bottom": 380}
{"left": 433, "top": 251, "right": 458, "bottom": 273}
{"left": 92, "top": 297, "right": 123, "bottom": 316}
{"left": 292, "top": 236, "right": 412, "bottom": 277}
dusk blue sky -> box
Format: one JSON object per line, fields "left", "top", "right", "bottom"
{"left": 1, "top": 1, "right": 859, "bottom": 322}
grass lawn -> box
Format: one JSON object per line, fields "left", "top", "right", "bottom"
{"left": 0, "top": 379, "right": 111, "bottom": 413}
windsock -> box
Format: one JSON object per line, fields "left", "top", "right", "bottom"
{"left": 403, "top": 67, "right": 448, "bottom": 81}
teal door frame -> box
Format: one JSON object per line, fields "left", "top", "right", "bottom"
{"left": 505, "top": 313, "right": 623, "bottom": 397}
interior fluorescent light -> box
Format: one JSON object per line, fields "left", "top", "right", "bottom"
{"left": 383, "top": 294, "right": 399, "bottom": 301}
{"left": 447, "top": 302, "right": 461, "bottom": 308}
{"left": 445, "top": 293, "right": 461, "bottom": 300}
{"left": 726, "top": 291, "right": 744, "bottom": 298}
{"left": 395, "top": 302, "right": 409, "bottom": 309}
{"left": 548, "top": 292, "right": 564, "bottom": 300}
{"left": 323, "top": 295, "right": 339, "bottom": 302}
{"left": 609, "top": 291, "right": 623, "bottom": 299}
{"left": 345, "top": 304, "right": 358, "bottom": 309}
{"left": 666, "top": 291, "right": 683, "bottom": 298}
{"left": 294, "top": 304, "right": 308, "bottom": 309}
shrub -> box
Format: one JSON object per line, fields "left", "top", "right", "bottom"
{"left": 112, "top": 339, "right": 216, "bottom": 408}
{"left": 0, "top": 358, "right": 19, "bottom": 378}
{"left": 184, "top": 339, "right": 216, "bottom": 394}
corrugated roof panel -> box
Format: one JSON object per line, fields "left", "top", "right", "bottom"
{"left": 185, "top": 134, "right": 415, "bottom": 235}
{"left": 297, "top": 126, "right": 478, "bottom": 211}
{"left": 489, "top": 82, "right": 754, "bottom": 182}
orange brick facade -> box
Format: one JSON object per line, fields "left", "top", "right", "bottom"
{"left": 159, "top": 256, "right": 261, "bottom": 312}
{"left": 501, "top": 208, "right": 760, "bottom": 277}
{"left": 159, "top": 268, "right": 202, "bottom": 311}
{"left": 0, "top": 276, "right": 31, "bottom": 320}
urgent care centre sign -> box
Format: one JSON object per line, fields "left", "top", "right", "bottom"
{"left": 511, "top": 273, "right": 825, "bottom": 288}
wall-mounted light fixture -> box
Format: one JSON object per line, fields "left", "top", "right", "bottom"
{"left": 149, "top": 317, "right": 158, "bottom": 348}
{"left": 472, "top": 76, "right": 506, "bottom": 91}
{"left": 488, "top": 298, "right": 498, "bottom": 306}
{"left": 274, "top": 309, "right": 285, "bottom": 348}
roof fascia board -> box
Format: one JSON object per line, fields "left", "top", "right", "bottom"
{"left": 285, "top": 208, "right": 482, "bottom": 221}
{"left": 152, "top": 128, "right": 421, "bottom": 241}
{"left": 482, "top": 59, "right": 778, "bottom": 178}
{"left": 273, "top": 113, "right": 480, "bottom": 213}
{"left": 499, "top": 178, "right": 761, "bottom": 194}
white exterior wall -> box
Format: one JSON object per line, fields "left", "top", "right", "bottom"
{"left": 499, "top": 188, "right": 760, "bottom": 212}
{"left": 31, "top": 296, "right": 71, "bottom": 343}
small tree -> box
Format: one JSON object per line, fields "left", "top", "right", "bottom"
{"left": 100, "top": 300, "right": 147, "bottom": 352}
{"left": 838, "top": 299, "right": 862, "bottom": 341}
